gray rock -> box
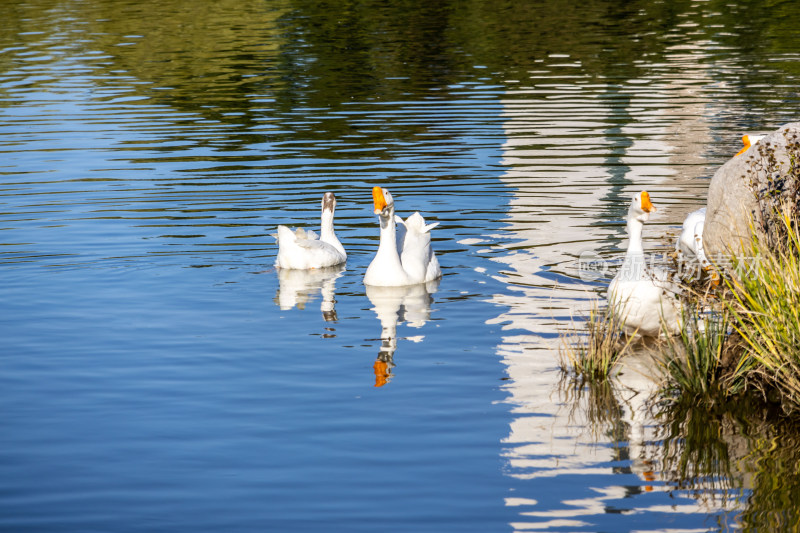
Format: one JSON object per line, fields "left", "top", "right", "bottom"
{"left": 703, "top": 122, "right": 800, "bottom": 261}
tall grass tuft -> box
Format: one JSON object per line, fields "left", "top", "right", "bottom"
{"left": 725, "top": 207, "right": 800, "bottom": 413}
{"left": 559, "top": 301, "right": 635, "bottom": 382}
{"left": 659, "top": 305, "right": 744, "bottom": 402}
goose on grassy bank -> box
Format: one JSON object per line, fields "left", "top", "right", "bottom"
{"left": 607, "top": 191, "right": 681, "bottom": 337}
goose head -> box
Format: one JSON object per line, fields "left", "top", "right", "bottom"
{"left": 734, "top": 134, "right": 765, "bottom": 157}
{"left": 628, "top": 191, "right": 656, "bottom": 224}
{"left": 322, "top": 191, "right": 337, "bottom": 213}
{"left": 372, "top": 186, "right": 395, "bottom": 227}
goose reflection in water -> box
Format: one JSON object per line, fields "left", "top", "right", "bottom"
{"left": 366, "top": 279, "right": 439, "bottom": 387}
{"left": 274, "top": 264, "right": 345, "bottom": 323}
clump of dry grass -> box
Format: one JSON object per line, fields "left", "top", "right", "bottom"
{"left": 559, "top": 301, "right": 635, "bottom": 382}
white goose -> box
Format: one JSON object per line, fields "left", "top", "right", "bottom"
{"left": 607, "top": 191, "right": 681, "bottom": 337}
{"left": 364, "top": 187, "right": 441, "bottom": 287}
{"left": 676, "top": 207, "right": 711, "bottom": 272}
{"left": 274, "top": 192, "right": 346, "bottom": 269}
{"left": 734, "top": 133, "right": 765, "bottom": 157}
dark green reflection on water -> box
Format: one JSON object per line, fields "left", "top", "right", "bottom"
{"left": 655, "top": 397, "right": 800, "bottom": 530}
{"left": 559, "top": 375, "right": 800, "bottom": 530}
{"left": 740, "top": 427, "right": 800, "bottom": 530}
{"left": 4, "top": 0, "right": 799, "bottom": 123}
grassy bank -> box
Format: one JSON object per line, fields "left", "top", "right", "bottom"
{"left": 560, "top": 206, "right": 800, "bottom": 417}
{"left": 556, "top": 131, "right": 800, "bottom": 526}
{"left": 723, "top": 208, "right": 800, "bottom": 413}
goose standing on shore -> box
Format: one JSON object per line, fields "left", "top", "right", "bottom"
{"left": 274, "top": 192, "right": 347, "bottom": 269}
{"left": 364, "top": 186, "right": 441, "bottom": 287}
{"left": 607, "top": 191, "right": 681, "bottom": 336}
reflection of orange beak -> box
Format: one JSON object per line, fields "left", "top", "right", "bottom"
{"left": 735, "top": 134, "right": 751, "bottom": 157}
{"left": 644, "top": 470, "right": 655, "bottom": 492}
{"left": 641, "top": 191, "right": 656, "bottom": 213}
{"left": 642, "top": 460, "right": 656, "bottom": 492}
{"left": 373, "top": 359, "right": 390, "bottom": 387}
{"left": 372, "top": 187, "right": 387, "bottom": 214}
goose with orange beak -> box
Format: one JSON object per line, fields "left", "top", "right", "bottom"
{"left": 607, "top": 191, "right": 681, "bottom": 336}
{"left": 364, "top": 187, "right": 441, "bottom": 287}
{"left": 734, "top": 134, "right": 765, "bottom": 157}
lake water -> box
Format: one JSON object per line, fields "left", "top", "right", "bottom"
{"left": 3, "top": 0, "right": 800, "bottom": 531}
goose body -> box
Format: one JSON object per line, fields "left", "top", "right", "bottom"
{"left": 676, "top": 207, "right": 711, "bottom": 271}
{"left": 399, "top": 212, "right": 441, "bottom": 283}
{"left": 364, "top": 187, "right": 441, "bottom": 287}
{"left": 607, "top": 191, "right": 681, "bottom": 337}
{"left": 274, "top": 192, "right": 346, "bottom": 269}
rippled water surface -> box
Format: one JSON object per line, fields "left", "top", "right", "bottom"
{"left": 3, "top": 0, "right": 800, "bottom": 531}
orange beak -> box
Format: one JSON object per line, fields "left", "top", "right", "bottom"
{"left": 641, "top": 191, "right": 656, "bottom": 213}
{"left": 734, "top": 135, "right": 751, "bottom": 157}
{"left": 372, "top": 186, "right": 387, "bottom": 214}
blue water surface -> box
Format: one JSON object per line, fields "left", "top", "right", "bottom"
{"left": 4, "top": 0, "right": 800, "bottom": 531}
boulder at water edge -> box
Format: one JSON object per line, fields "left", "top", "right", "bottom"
{"left": 703, "top": 122, "right": 800, "bottom": 261}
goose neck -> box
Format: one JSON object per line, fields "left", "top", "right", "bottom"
{"left": 379, "top": 212, "right": 396, "bottom": 244}
{"left": 625, "top": 218, "right": 645, "bottom": 257}
{"left": 320, "top": 208, "right": 336, "bottom": 240}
